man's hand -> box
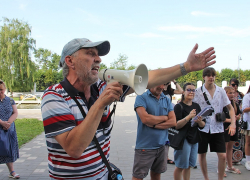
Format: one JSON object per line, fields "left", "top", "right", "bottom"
{"left": 185, "top": 44, "right": 216, "bottom": 73}
{"left": 97, "top": 81, "right": 123, "bottom": 108}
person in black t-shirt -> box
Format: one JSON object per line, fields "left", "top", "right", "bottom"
{"left": 163, "top": 80, "right": 183, "bottom": 164}
{"left": 173, "top": 83, "right": 205, "bottom": 180}
{"left": 162, "top": 80, "right": 183, "bottom": 101}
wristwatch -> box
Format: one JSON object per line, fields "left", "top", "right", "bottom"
{"left": 180, "top": 63, "right": 188, "bottom": 75}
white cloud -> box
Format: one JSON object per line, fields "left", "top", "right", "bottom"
{"left": 125, "top": 32, "right": 174, "bottom": 39}
{"left": 191, "top": 11, "right": 228, "bottom": 17}
{"left": 158, "top": 25, "right": 250, "bottom": 37}
{"left": 19, "top": 4, "right": 27, "bottom": 10}
{"left": 75, "top": 8, "right": 102, "bottom": 25}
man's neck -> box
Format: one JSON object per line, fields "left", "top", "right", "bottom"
{"left": 204, "top": 82, "right": 215, "bottom": 91}
{"left": 67, "top": 76, "right": 91, "bottom": 101}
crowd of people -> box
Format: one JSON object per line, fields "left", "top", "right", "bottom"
{"left": 0, "top": 37, "right": 250, "bottom": 180}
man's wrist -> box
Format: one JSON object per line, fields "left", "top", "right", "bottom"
{"left": 180, "top": 63, "right": 188, "bottom": 75}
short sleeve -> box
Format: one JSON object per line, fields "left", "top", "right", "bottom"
{"left": 10, "top": 98, "right": 16, "bottom": 105}
{"left": 242, "top": 94, "right": 250, "bottom": 111}
{"left": 42, "top": 90, "right": 76, "bottom": 138}
{"left": 174, "top": 104, "right": 183, "bottom": 121}
{"left": 134, "top": 95, "right": 147, "bottom": 111}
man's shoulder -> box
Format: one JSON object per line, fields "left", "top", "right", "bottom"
{"left": 43, "top": 83, "right": 65, "bottom": 98}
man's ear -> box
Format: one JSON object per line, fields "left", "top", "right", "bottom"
{"left": 65, "top": 55, "right": 75, "bottom": 69}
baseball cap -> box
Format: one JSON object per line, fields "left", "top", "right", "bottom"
{"left": 59, "top": 38, "right": 110, "bottom": 67}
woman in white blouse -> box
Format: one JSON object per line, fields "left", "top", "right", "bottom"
{"left": 241, "top": 85, "right": 250, "bottom": 171}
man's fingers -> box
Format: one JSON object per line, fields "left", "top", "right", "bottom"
{"left": 202, "top": 47, "right": 214, "bottom": 55}
{"left": 205, "top": 50, "right": 215, "bottom": 59}
{"left": 191, "top": 43, "right": 198, "bottom": 53}
{"left": 205, "top": 60, "right": 216, "bottom": 67}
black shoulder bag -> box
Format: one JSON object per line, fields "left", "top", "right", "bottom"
{"left": 60, "top": 82, "right": 123, "bottom": 180}
{"left": 201, "top": 86, "right": 227, "bottom": 122}
{"left": 240, "top": 113, "right": 248, "bottom": 130}
{"left": 168, "top": 103, "right": 190, "bottom": 150}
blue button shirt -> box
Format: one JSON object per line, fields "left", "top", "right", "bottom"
{"left": 134, "top": 89, "right": 173, "bottom": 149}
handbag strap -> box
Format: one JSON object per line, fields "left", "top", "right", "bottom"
{"left": 59, "top": 82, "right": 117, "bottom": 179}
{"left": 72, "top": 98, "right": 117, "bottom": 179}
{"left": 201, "top": 86, "right": 211, "bottom": 105}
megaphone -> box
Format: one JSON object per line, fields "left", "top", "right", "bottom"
{"left": 98, "top": 64, "right": 148, "bottom": 95}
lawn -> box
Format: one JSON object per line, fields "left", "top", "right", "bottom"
{"left": 15, "top": 118, "right": 44, "bottom": 148}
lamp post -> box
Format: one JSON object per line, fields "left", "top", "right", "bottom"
{"left": 238, "top": 55, "right": 242, "bottom": 80}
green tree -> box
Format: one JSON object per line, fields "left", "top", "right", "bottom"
{"left": 34, "top": 48, "right": 60, "bottom": 71}
{"left": 100, "top": 63, "right": 107, "bottom": 71}
{"left": 219, "top": 68, "right": 233, "bottom": 82}
{"left": 0, "top": 17, "right": 36, "bottom": 92}
{"left": 110, "top": 54, "right": 128, "bottom": 70}
{"left": 127, "top": 64, "right": 136, "bottom": 70}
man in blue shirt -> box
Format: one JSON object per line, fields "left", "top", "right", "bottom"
{"left": 132, "top": 84, "right": 176, "bottom": 180}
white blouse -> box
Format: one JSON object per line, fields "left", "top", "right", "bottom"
{"left": 242, "top": 93, "right": 250, "bottom": 130}
{"left": 193, "top": 84, "right": 230, "bottom": 134}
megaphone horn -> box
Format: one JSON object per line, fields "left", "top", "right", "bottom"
{"left": 98, "top": 64, "right": 148, "bottom": 95}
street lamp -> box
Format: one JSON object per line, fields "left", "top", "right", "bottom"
{"left": 238, "top": 55, "right": 242, "bottom": 80}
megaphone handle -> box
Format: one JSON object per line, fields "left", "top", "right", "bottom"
{"left": 102, "top": 69, "right": 108, "bottom": 82}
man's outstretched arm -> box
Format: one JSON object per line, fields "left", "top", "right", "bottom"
{"left": 147, "top": 44, "right": 216, "bottom": 89}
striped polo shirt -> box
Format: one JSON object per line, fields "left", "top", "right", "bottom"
{"left": 41, "top": 78, "right": 129, "bottom": 179}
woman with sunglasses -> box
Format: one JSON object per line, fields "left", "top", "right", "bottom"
{"left": 0, "top": 80, "right": 20, "bottom": 179}
{"left": 173, "top": 83, "right": 205, "bottom": 180}
{"left": 163, "top": 80, "right": 183, "bottom": 101}
{"left": 229, "top": 78, "right": 244, "bottom": 108}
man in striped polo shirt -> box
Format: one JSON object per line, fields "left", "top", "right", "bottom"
{"left": 41, "top": 38, "right": 216, "bottom": 179}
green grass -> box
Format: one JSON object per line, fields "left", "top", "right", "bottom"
{"left": 12, "top": 97, "right": 38, "bottom": 101}
{"left": 15, "top": 118, "right": 44, "bottom": 148}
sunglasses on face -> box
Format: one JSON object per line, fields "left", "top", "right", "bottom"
{"left": 186, "top": 89, "right": 195, "bottom": 93}
{"left": 231, "top": 84, "right": 238, "bottom": 87}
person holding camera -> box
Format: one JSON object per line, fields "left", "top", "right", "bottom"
{"left": 193, "top": 67, "right": 236, "bottom": 180}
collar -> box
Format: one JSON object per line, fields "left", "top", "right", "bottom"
{"left": 201, "top": 84, "right": 219, "bottom": 93}
{"left": 0, "top": 95, "right": 6, "bottom": 102}
{"left": 60, "top": 78, "right": 99, "bottom": 100}
{"left": 60, "top": 78, "right": 79, "bottom": 98}
{"left": 147, "top": 89, "right": 166, "bottom": 99}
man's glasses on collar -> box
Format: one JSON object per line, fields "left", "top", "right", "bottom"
{"left": 164, "top": 82, "right": 170, "bottom": 86}
{"left": 186, "top": 89, "right": 195, "bottom": 93}
{"left": 231, "top": 84, "right": 238, "bottom": 87}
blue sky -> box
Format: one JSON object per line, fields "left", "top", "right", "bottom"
{"left": 1, "top": 0, "right": 249, "bottom": 71}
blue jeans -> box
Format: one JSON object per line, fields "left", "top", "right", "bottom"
{"left": 174, "top": 139, "right": 198, "bottom": 169}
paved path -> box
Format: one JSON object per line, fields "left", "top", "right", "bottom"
{"left": 0, "top": 96, "right": 249, "bottom": 179}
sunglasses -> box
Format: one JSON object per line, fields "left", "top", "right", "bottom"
{"left": 186, "top": 89, "right": 195, "bottom": 93}
{"left": 164, "top": 83, "right": 170, "bottom": 85}
{"left": 231, "top": 84, "right": 238, "bottom": 87}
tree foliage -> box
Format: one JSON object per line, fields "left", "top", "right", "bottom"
{"left": 34, "top": 48, "right": 60, "bottom": 71}
{"left": 110, "top": 54, "right": 128, "bottom": 70}
{"left": 0, "top": 17, "right": 36, "bottom": 92}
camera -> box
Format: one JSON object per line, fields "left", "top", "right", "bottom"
{"left": 215, "top": 112, "right": 226, "bottom": 122}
